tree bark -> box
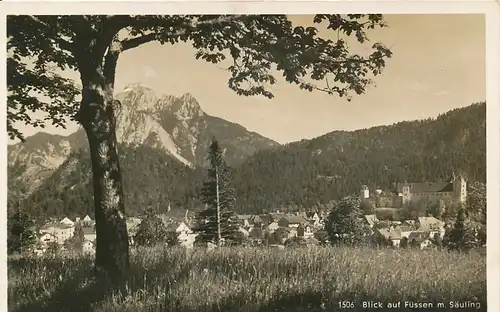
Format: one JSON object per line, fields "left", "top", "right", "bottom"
{"left": 78, "top": 72, "right": 129, "bottom": 285}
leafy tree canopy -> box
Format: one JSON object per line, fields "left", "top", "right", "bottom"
{"left": 325, "top": 194, "right": 367, "bottom": 246}
{"left": 134, "top": 208, "right": 169, "bottom": 247}
{"left": 7, "top": 209, "right": 37, "bottom": 255}
{"left": 443, "top": 207, "right": 479, "bottom": 252}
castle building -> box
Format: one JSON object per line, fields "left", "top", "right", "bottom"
{"left": 397, "top": 174, "right": 467, "bottom": 205}
{"left": 359, "top": 174, "right": 467, "bottom": 207}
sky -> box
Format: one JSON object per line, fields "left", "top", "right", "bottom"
{"left": 11, "top": 14, "right": 486, "bottom": 144}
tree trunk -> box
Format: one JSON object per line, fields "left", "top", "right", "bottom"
{"left": 78, "top": 75, "right": 129, "bottom": 285}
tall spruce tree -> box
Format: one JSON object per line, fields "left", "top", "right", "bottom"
{"left": 196, "top": 138, "right": 240, "bottom": 246}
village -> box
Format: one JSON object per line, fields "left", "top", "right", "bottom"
{"left": 31, "top": 176, "right": 467, "bottom": 256}
{"left": 31, "top": 207, "right": 448, "bottom": 255}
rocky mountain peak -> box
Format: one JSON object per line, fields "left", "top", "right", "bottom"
{"left": 117, "top": 83, "right": 159, "bottom": 113}
{"left": 160, "top": 92, "right": 204, "bottom": 121}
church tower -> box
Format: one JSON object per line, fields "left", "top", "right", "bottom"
{"left": 360, "top": 185, "right": 369, "bottom": 200}
{"left": 401, "top": 182, "right": 412, "bottom": 205}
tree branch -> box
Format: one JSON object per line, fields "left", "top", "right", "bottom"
{"left": 103, "top": 36, "right": 122, "bottom": 87}
{"left": 120, "top": 15, "right": 248, "bottom": 52}
{"left": 121, "top": 33, "right": 160, "bottom": 51}
{"left": 25, "top": 16, "right": 74, "bottom": 52}
{"left": 93, "top": 16, "right": 129, "bottom": 61}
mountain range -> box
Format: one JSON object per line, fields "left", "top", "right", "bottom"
{"left": 8, "top": 83, "right": 279, "bottom": 197}
{"left": 7, "top": 86, "right": 486, "bottom": 218}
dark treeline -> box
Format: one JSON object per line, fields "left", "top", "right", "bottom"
{"left": 9, "top": 102, "right": 486, "bottom": 219}
{"left": 15, "top": 146, "right": 205, "bottom": 220}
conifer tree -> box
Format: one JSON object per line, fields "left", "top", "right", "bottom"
{"left": 196, "top": 138, "right": 240, "bottom": 246}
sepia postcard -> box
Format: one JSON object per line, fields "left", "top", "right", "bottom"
{"left": 1, "top": 1, "right": 499, "bottom": 311}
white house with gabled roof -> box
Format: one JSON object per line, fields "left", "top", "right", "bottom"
{"left": 60, "top": 217, "right": 74, "bottom": 226}
{"left": 82, "top": 215, "right": 94, "bottom": 226}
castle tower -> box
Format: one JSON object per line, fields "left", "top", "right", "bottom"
{"left": 360, "top": 185, "right": 369, "bottom": 199}
{"left": 401, "top": 182, "right": 412, "bottom": 204}
{"left": 453, "top": 174, "right": 467, "bottom": 204}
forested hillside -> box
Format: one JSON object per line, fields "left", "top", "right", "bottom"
{"left": 232, "top": 102, "right": 486, "bottom": 213}
{"left": 21, "top": 146, "right": 205, "bottom": 219}
{"left": 11, "top": 102, "right": 486, "bottom": 218}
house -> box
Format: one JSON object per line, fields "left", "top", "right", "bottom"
{"left": 167, "top": 221, "right": 197, "bottom": 248}
{"left": 306, "top": 212, "right": 323, "bottom": 228}
{"left": 173, "top": 221, "right": 193, "bottom": 234}
{"left": 306, "top": 211, "right": 320, "bottom": 222}
{"left": 39, "top": 222, "right": 74, "bottom": 244}
{"left": 294, "top": 211, "right": 308, "bottom": 218}
{"left": 407, "top": 231, "right": 431, "bottom": 249}
{"left": 288, "top": 228, "right": 298, "bottom": 238}
{"left": 236, "top": 215, "right": 253, "bottom": 228}
{"left": 297, "top": 223, "right": 314, "bottom": 238}
{"left": 82, "top": 226, "right": 96, "bottom": 242}
{"left": 265, "top": 221, "right": 279, "bottom": 233}
{"left": 417, "top": 217, "right": 445, "bottom": 237}
{"left": 82, "top": 215, "right": 94, "bottom": 227}
{"left": 252, "top": 215, "right": 263, "bottom": 226}
{"left": 258, "top": 215, "right": 272, "bottom": 226}
{"left": 82, "top": 240, "right": 95, "bottom": 255}
{"left": 277, "top": 215, "right": 309, "bottom": 228}
{"left": 303, "top": 224, "right": 314, "bottom": 237}
{"left": 60, "top": 217, "right": 75, "bottom": 227}
{"left": 39, "top": 233, "right": 57, "bottom": 246}
{"left": 395, "top": 225, "right": 413, "bottom": 239}
{"left": 269, "top": 212, "right": 285, "bottom": 222}
{"left": 376, "top": 228, "right": 402, "bottom": 247}
{"left": 364, "top": 214, "right": 379, "bottom": 228}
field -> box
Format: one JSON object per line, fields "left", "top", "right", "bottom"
{"left": 8, "top": 246, "right": 486, "bottom": 312}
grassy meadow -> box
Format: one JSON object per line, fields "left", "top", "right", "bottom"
{"left": 8, "top": 246, "right": 486, "bottom": 312}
